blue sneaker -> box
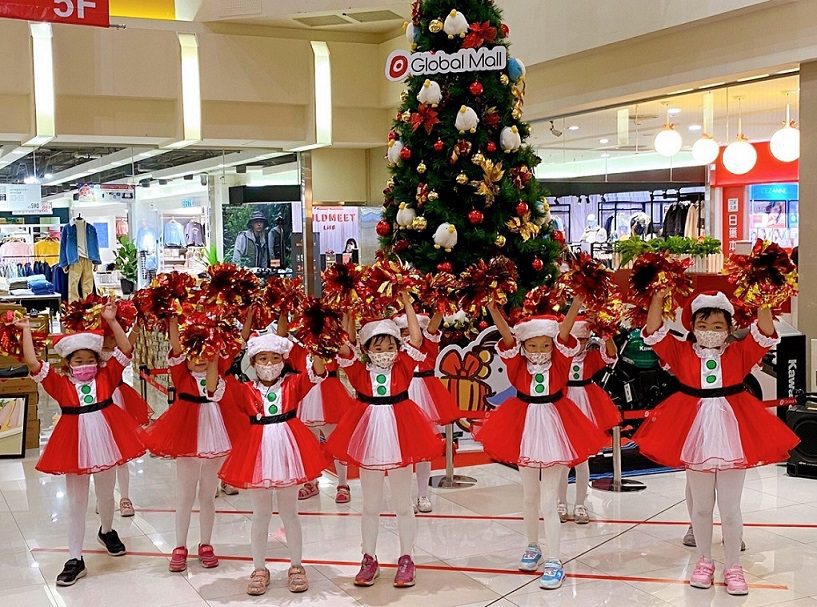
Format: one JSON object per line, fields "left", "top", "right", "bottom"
{"left": 518, "top": 544, "right": 542, "bottom": 571}
{"left": 539, "top": 559, "right": 565, "bottom": 589}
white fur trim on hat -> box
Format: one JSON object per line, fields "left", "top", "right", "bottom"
{"left": 53, "top": 332, "right": 104, "bottom": 358}
{"left": 393, "top": 314, "right": 430, "bottom": 331}
{"left": 359, "top": 320, "right": 401, "bottom": 347}
{"left": 691, "top": 292, "right": 735, "bottom": 316}
{"left": 513, "top": 318, "right": 560, "bottom": 342}
{"left": 571, "top": 320, "right": 592, "bottom": 339}
{"left": 247, "top": 333, "right": 294, "bottom": 359}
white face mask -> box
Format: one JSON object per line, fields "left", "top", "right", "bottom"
{"left": 694, "top": 330, "right": 728, "bottom": 349}
{"left": 525, "top": 351, "right": 552, "bottom": 365}
{"left": 369, "top": 351, "right": 398, "bottom": 368}
{"left": 256, "top": 362, "right": 284, "bottom": 381}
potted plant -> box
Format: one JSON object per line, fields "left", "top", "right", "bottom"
{"left": 114, "top": 235, "right": 138, "bottom": 294}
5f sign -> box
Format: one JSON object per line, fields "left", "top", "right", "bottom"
{"left": 0, "top": 0, "right": 109, "bottom": 27}
{"left": 54, "top": 0, "right": 97, "bottom": 20}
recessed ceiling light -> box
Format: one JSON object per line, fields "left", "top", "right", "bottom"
{"left": 568, "top": 125, "right": 580, "bottom": 131}
{"left": 599, "top": 138, "right": 609, "bottom": 144}
{"left": 668, "top": 108, "right": 682, "bottom": 116}
{"left": 688, "top": 124, "right": 702, "bottom": 132}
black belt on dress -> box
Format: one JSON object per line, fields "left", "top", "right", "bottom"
{"left": 60, "top": 398, "right": 114, "bottom": 415}
{"left": 250, "top": 410, "right": 297, "bottom": 425}
{"left": 567, "top": 379, "right": 593, "bottom": 387}
{"left": 413, "top": 370, "right": 435, "bottom": 378}
{"left": 677, "top": 384, "right": 746, "bottom": 398}
{"left": 178, "top": 392, "right": 211, "bottom": 404}
{"left": 356, "top": 391, "right": 409, "bottom": 405}
{"left": 327, "top": 371, "right": 338, "bottom": 378}
{"left": 516, "top": 390, "right": 564, "bottom": 404}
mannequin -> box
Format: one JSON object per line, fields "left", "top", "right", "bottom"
{"left": 581, "top": 214, "right": 607, "bottom": 244}
{"left": 60, "top": 214, "right": 101, "bottom": 302}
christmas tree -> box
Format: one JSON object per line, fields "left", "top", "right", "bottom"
{"left": 379, "top": 0, "right": 562, "bottom": 307}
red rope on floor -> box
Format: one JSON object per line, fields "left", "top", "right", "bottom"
{"left": 139, "top": 370, "right": 169, "bottom": 396}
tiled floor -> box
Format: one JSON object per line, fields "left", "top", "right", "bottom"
{"left": 3, "top": 386, "right": 817, "bottom": 606}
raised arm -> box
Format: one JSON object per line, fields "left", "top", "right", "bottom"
{"left": 277, "top": 311, "right": 289, "bottom": 337}
{"left": 559, "top": 295, "right": 584, "bottom": 343}
{"left": 645, "top": 291, "right": 667, "bottom": 335}
{"left": 12, "top": 317, "right": 40, "bottom": 373}
{"left": 401, "top": 291, "right": 422, "bottom": 348}
{"left": 102, "top": 303, "right": 132, "bottom": 356}
{"left": 487, "top": 302, "right": 514, "bottom": 346}
{"left": 206, "top": 356, "right": 219, "bottom": 394}
{"left": 241, "top": 306, "right": 256, "bottom": 342}
{"left": 428, "top": 312, "right": 443, "bottom": 334}
{"left": 757, "top": 306, "right": 775, "bottom": 337}
{"left": 311, "top": 355, "right": 326, "bottom": 376}
{"left": 168, "top": 316, "right": 182, "bottom": 356}
{"left": 338, "top": 312, "right": 356, "bottom": 357}
{"left": 605, "top": 337, "right": 618, "bottom": 358}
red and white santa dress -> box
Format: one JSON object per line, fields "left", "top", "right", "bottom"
{"left": 476, "top": 316, "right": 608, "bottom": 468}
{"left": 111, "top": 380, "right": 151, "bottom": 426}
{"left": 142, "top": 351, "right": 241, "bottom": 459}
{"left": 633, "top": 292, "right": 799, "bottom": 470}
{"left": 325, "top": 320, "right": 444, "bottom": 470}
{"left": 219, "top": 334, "right": 330, "bottom": 488}
{"left": 565, "top": 320, "right": 622, "bottom": 432}
{"left": 35, "top": 332, "right": 146, "bottom": 475}
{"left": 394, "top": 314, "right": 461, "bottom": 425}
{"left": 288, "top": 342, "right": 355, "bottom": 427}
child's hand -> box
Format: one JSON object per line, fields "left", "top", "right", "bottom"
{"left": 101, "top": 302, "right": 118, "bottom": 322}
{"left": 12, "top": 317, "right": 30, "bottom": 330}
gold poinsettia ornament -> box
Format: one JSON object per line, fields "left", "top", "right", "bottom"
{"left": 470, "top": 157, "right": 504, "bottom": 207}
{"left": 506, "top": 213, "right": 540, "bottom": 241}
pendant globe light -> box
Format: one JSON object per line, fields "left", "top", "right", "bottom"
{"left": 654, "top": 103, "right": 682, "bottom": 157}
{"left": 691, "top": 92, "right": 720, "bottom": 165}
{"left": 723, "top": 97, "right": 757, "bottom": 175}
{"left": 770, "top": 97, "right": 799, "bottom": 162}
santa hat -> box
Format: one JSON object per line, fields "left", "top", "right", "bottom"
{"left": 571, "top": 316, "right": 592, "bottom": 339}
{"left": 681, "top": 291, "right": 735, "bottom": 331}
{"left": 513, "top": 315, "right": 560, "bottom": 342}
{"left": 247, "top": 333, "right": 293, "bottom": 359}
{"left": 359, "top": 319, "right": 401, "bottom": 346}
{"left": 52, "top": 331, "right": 104, "bottom": 359}
{"left": 394, "top": 313, "right": 430, "bottom": 331}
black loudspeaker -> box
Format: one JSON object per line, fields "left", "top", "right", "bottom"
{"left": 786, "top": 405, "right": 817, "bottom": 479}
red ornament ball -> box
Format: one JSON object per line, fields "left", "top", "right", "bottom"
{"left": 433, "top": 139, "right": 445, "bottom": 152}
{"left": 501, "top": 23, "right": 510, "bottom": 37}
{"left": 553, "top": 230, "right": 566, "bottom": 245}
{"left": 437, "top": 261, "right": 453, "bottom": 273}
{"left": 376, "top": 220, "right": 392, "bottom": 237}
{"left": 469, "top": 81, "right": 484, "bottom": 96}
{"left": 393, "top": 240, "right": 410, "bottom": 253}
{"left": 388, "top": 130, "right": 398, "bottom": 141}
{"left": 399, "top": 146, "right": 412, "bottom": 161}
{"left": 515, "top": 201, "right": 529, "bottom": 217}
{"left": 467, "top": 209, "right": 484, "bottom": 225}
{"left": 531, "top": 257, "right": 544, "bottom": 271}
{"left": 486, "top": 141, "right": 497, "bottom": 153}
{"left": 478, "top": 320, "right": 489, "bottom": 331}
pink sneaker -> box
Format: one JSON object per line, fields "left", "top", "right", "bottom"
{"left": 354, "top": 554, "right": 379, "bottom": 587}
{"left": 689, "top": 556, "right": 715, "bottom": 589}
{"left": 724, "top": 565, "right": 749, "bottom": 595}
{"left": 393, "top": 555, "right": 416, "bottom": 588}
{"left": 198, "top": 543, "right": 219, "bottom": 568}
{"left": 169, "top": 546, "right": 188, "bottom": 572}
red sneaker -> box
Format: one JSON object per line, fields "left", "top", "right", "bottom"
{"left": 169, "top": 546, "right": 188, "bottom": 572}
{"left": 393, "top": 555, "right": 416, "bottom": 588}
{"left": 198, "top": 544, "right": 219, "bottom": 568}
{"left": 354, "top": 554, "right": 379, "bottom": 587}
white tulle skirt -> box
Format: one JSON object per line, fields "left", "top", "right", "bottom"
{"left": 567, "top": 386, "right": 597, "bottom": 426}
{"left": 519, "top": 403, "right": 578, "bottom": 468}
{"left": 408, "top": 378, "right": 435, "bottom": 421}
{"left": 298, "top": 384, "right": 325, "bottom": 426}
{"left": 197, "top": 402, "right": 231, "bottom": 457}
{"left": 78, "top": 410, "right": 123, "bottom": 471}
{"left": 681, "top": 397, "right": 747, "bottom": 471}
{"left": 255, "top": 423, "right": 307, "bottom": 487}
{"left": 348, "top": 405, "right": 402, "bottom": 470}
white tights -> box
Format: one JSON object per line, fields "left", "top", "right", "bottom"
{"left": 309, "top": 425, "right": 347, "bottom": 486}
{"left": 175, "top": 456, "right": 225, "bottom": 548}
{"left": 519, "top": 465, "right": 565, "bottom": 559}
{"left": 250, "top": 486, "right": 301, "bottom": 570}
{"left": 686, "top": 468, "right": 745, "bottom": 567}
{"left": 116, "top": 463, "right": 130, "bottom": 500}
{"left": 416, "top": 461, "right": 431, "bottom": 499}
{"left": 557, "top": 461, "right": 589, "bottom": 506}
{"left": 66, "top": 468, "right": 116, "bottom": 559}
{"left": 360, "top": 466, "right": 415, "bottom": 557}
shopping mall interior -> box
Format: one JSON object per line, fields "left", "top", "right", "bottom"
{"left": 1, "top": 1, "right": 817, "bottom": 606}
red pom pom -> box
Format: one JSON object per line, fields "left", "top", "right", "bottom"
{"left": 133, "top": 272, "right": 196, "bottom": 330}
{"left": 360, "top": 258, "right": 423, "bottom": 314}
{"left": 433, "top": 139, "right": 445, "bottom": 152}
{"left": 0, "top": 310, "right": 47, "bottom": 359}
{"left": 725, "top": 239, "right": 797, "bottom": 310}
{"left": 437, "top": 261, "right": 453, "bottom": 273}
{"left": 515, "top": 201, "right": 529, "bottom": 217}
{"left": 291, "top": 297, "right": 348, "bottom": 358}
{"left": 202, "top": 263, "right": 261, "bottom": 314}
{"left": 459, "top": 256, "right": 519, "bottom": 314}
{"left": 376, "top": 220, "right": 392, "bottom": 237}
{"left": 486, "top": 141, "right": 497, "bottom": 153}
{"left": 468, "top": 209, "right": 484, "bottom": 225}
{"left": 469, "top": 81, "right": 483, "bottom": 96}
{"left": 321, "top": 262, "right": 365, "bottom": 314}
{"left": 253, "top": 277, "right": 306, "bottom": 328}
{"left": 178, "top": 312, "right": 242, "bottom": 362}
{"left": 556, "top": 252, "right": 613, "bottom": 309}
{"left": 626, "top": 252, "right": 693, "bottom": 325}
{"left": 420, "top": 271, "right": 461, "bottom": 316}
{"left": 63, "top": 294, "right": 137, "bottom": 337}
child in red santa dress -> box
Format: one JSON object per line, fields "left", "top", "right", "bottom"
{"left": 142, "top": 316, "right": 241, "bottom": 573}
{"left": 634, "top": 290, "right": 799, "bottom": 595}
{"left": 394, "top": 311, "right": 460, "bottom": 513}
{"left": 326, "top": 291, "right": 444, "bottom": 588}
{"left": 478, "top": 297, "right": 607, "bottom": 591}
{"left": 557, "top": 318, "right": 621, "bottom": 525}
{"left": 218, "top": 332, "right": 329, "bottom": 595}
{"left": 14, "top": 305, "right": 145, "bottom": 587}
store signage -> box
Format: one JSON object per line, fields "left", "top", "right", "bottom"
{"left": 749, "top": 183, "right": 798, "bottom": 202}
{"left": 385, "top": 46, "right": 507, "bottom": 81}
{"left": 313, "top": 207, "right": 360, "bottom": 255}
{"left": 0, "top": 183, "right": 43, "bottom": 212}
{"left": 77, "top": 183, "right": 135, "bottom": 203}
{"left": 0, "top": 0, "right": 110, "bottom": 28}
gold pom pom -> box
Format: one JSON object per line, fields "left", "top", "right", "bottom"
{"left": 412, "top": 216, "right": 428, "bottom": 231}
{"left": 417, "top": 162, "right": 427, "bottom": 174}
{"left": 429, "top": 19, "right": 443, "bottom": 33}
{"left": 456, "top": 172, "right": 469, "bottom": 185}
{"left": 495, "top": 235, "right": 507, "bottom": 247}
{"left": 500, "top": 74, "right": 510, "bottom": 86}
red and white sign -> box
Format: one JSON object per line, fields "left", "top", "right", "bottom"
{"left": 0, "top": 0, "right": 110, "bottom": 28}
{"left": 313, "top": 207, "right": 360, "bottom": 255}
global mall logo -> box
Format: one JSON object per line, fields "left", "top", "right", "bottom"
{"left": 385, "top": 46, "right": 507, "bottom": 81}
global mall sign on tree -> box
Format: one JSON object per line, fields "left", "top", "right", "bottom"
{"left": 379, "top": 0, "right": 562, "bottom": 308}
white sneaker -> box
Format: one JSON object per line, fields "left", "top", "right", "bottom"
{"left": 557, "top": 503, "right": 568, "bottom": 523}
{"left": 573, "top": 504, "right": 590, "bottom": 525}
{"left": 416, "top": 497, "right": 432, "bottom": 513}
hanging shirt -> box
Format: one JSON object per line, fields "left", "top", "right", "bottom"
{"left": 184, "top": 221, "right": 205, "bottom": 247}
{"left": 163, "top": 221, "right": 185, "bottom": 248}
{"left": 34, "top": 239, "right": 60, "bottom": 264}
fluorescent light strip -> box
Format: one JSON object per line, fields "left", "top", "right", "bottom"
{"left": 43, "top": 147, "right": 162, "bottom": 185}
{"left": 310, "top": 41, "right": 332, "bottom": 147}
{"left": 736, "top": 73, "right": 770, "bottom": 82}
{"left": 698, "top": 81, "right": 727, "bottom": 89}
{"left": 27, "top": 23, "right": 55, "bottom": 147}
{"left": 165, "top": 33, "right": 202, "bottom": 150}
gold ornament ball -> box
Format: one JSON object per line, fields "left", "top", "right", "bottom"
{"left": 417, "top": 162, "right": 427, "bottom": 174}
{"left": 456, "top": 172, "right": 469, "bottom": 185}
{"left": 412, "top": 216, "right": 428, "bottom": 231}
{"left": 512, "top": 108, "right": 523, "bottom": 120}
{"left": 428, "top": 190, "right": 439, "bottom": 200}
{"left": 495, "top": 235, "right": 507, "bottom": 247}
{"left": 429, "top": 19, "right": 443, "bottom": 33}
{"left": 471, "top": 153, "right": 485, "bottom": 165}
{"left": 400, "top": 90, "right": 409, "bottom": 102}
{"left": 500, "top": 74, "right": 510, "bottom": 86}
{"left": 386, "top": 178, "right": 395, "bottom": 189}
{"left": 401, "top": 111, "right": 412, "bottom": 123}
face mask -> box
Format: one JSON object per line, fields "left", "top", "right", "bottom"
{"left": 370, "top": 351, "right": 398, "bottom": 368}
{"left": 256, "top": 362, "right": 284, "bottom": 382}
{"left": 525, "top": 351, "right": 551, "bottom": 365}
{"left": 694, "top": 330, "right": 728, "bottom": 349}
{"left": 71, "top": 364, "right": 98, "bottom": 382}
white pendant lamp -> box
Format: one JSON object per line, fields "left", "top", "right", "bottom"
{"left": 654, "top": 103, "right": 682, "bottom": 157}
{"left": 723, "top": 97, "right": 757, "bottom": 175}
{"left": 691, "top": 135, "right": 720, "bottom": 165}
{"left": 770, "top": 101, "right": 799, "bottom": 162}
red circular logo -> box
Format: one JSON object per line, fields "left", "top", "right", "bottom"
{"left": 386, "top": 51, "right": 410, "bottom": 81}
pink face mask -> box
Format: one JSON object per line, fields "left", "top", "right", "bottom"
{"left": 71, "top": 364, "right": 98, "bottom": 382}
